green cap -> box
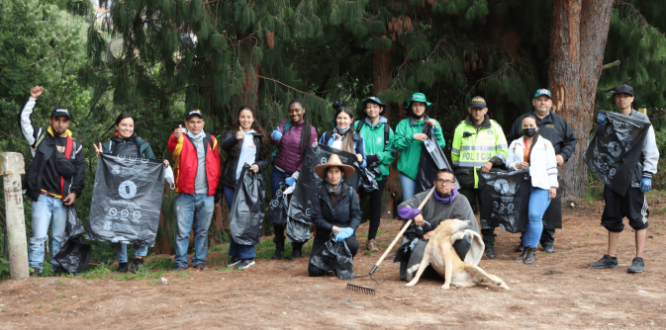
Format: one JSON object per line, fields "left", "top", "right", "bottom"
{"left": 534, "top": 89, "right": 552, "bottom": 99}
{"left": 361, "top": 96, "right": 388, "bottom": 115}
{"left": 404, "top": 92, "right": 432, "bottom": 110}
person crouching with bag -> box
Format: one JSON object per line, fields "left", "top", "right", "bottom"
{"left": 308, "top": 154, "right": 362, "bottom": 277}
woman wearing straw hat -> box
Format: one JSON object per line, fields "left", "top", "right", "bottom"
{"left": 308, "top": 154, "right": 362, "bottom": 277}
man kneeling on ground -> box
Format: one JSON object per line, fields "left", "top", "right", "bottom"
{"left": 396, "top": 169, "right": 479, "bottom": 281}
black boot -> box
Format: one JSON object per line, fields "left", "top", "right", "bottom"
{"left": 129, "top": 258, "right": 144, "bottom": 273}
{"left": 290, "top": 243, "right": 303, "bottom": 261}
{"left": 272, "top": 238, "right": 284, "bottom": 260}
{"left": 485, "top": 247, "right": 496, "bottom": 259}
{"left": 515, "top": 249, "right": 528, "bottom": 261}
{"left": 515, "top": 243, "right": 525, "bottom": 252}
{"left": 524, "top": 247, "right": 537, "bottom": 265}
{"left": 115, "top": 262, "right": 129, "bottom": 273}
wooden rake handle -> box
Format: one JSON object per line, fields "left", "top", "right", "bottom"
{"left": 368, "top": 187, "right": 436, "bottom": 275}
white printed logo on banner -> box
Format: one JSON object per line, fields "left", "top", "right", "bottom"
{"left": 132, "top": 211, "right": 141, "bottom": 219}
{"left": 103, "top": 221, "right": 112, "bottom": 231}
{"left": 118, "top": 180, "right": 138, "bottom": 199}
{"left": 109, "top": 208, "right": 118, "bottom": 217}
{"left": 120, "top": 209, "right": 130, "bottom": 218}
{"left": 111, "top": 165, "right": 121, "bottom": 175}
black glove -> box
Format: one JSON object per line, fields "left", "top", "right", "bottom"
{"left": 366, "top": 154, "right": 379, "bottom": 164}
{"left": 214, "top": 193, "right": 221, "bottom": 204}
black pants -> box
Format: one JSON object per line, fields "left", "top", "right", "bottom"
{"left": 458, "top": 187, "right": 496, "bottom": 248}
{"left": 358, "top": 180, "right": 387, "bottom": 240}
{"left": 272, "top": 225, "right": 303, "bottom": 251}
{"left": 602, "top": 186, "right": 649, "bottom": 232}
{"left": 308, "top": 235, "right": 359, "bottom": 277}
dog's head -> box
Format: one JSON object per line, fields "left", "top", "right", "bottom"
{"left": 438, "top": 219, "right": 472, "bottom": 235}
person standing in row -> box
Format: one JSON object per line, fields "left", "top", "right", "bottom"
{"left": 393, "top": 93, "right": 446, "bottom": 202}
{"left": 168, "top": 109, "right": 221, "bottom": 272}
{"left": 319, "top": 104, "right": 367, "bottom": 168}
{"left": 506, "top": 115, "right": 558, "bottom": 265}
{"left": 507, "top": 89, "right": 576, "bottom": 254}
{"left": 451, "top": 96, "right": 508, "bottom": 259}
{"left": 19, "top": 86, "right": 86, "bottom": 276}
{"left": 92, "top": 113, "right": 169, "bottom": 273}
{"left": 219, "top": 106, "right": 270, "bottom": 270}
{"left": 269, "top": 99, "right": 318, "bottom": 260}
{"left": 355, "top": 97, "right": 395, "bottom": 252}
{"left": 589, "top": 84, "right": 658, "bottom": 274}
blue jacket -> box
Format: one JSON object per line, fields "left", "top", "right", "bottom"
{"left": 319, "top": 130, "right": 367, "bottom": 168}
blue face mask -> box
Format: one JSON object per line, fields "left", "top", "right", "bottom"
{"left": 336, "top": 126, "right": 350, "bottom": 133}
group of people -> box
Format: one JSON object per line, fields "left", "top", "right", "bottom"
{"left": 18, "top": 82, "right": 656, "bottom": 278}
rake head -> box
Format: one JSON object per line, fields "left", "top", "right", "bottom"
{"left": 347, "top": 274, "right": 379, "bottom": 295}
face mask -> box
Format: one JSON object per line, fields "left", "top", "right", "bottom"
{"left": 164, "top": 166, "right": 175, "bottom": 190}
{"left": 522, "top": 128, "right": 537, "bottom": 137}
{"left": 411, "top": 112, "right": 425, "bottom": 120}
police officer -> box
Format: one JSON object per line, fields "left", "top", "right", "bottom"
{"left": 507, "top": 89, "right": 576, "bottom": 253}
{"left": 451, "top": 96, "right": 508, "bottom": 259}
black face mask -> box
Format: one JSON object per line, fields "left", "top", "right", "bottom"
{"left": 412, "top": 112, "right": 425, "bottom": 120}
{"left": 522, "top": 128, "right": 537, "bottom": 137}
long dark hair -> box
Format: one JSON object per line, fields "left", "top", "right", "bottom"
{"left": 333, "top": 105, "right": 356, "bottom": 153}
{"left": 289, "top": 99, "right": 312, "bottom": 156}
{"left": 230, "top": 106, "right": 270, "bottom": 159}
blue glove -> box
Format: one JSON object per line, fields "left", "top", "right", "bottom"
{"left": 285, "top": 177, "right": 296, "bottom": 186}
{"left": 336, "top": 228, "right": 354, "bottom": 242}
{"left": 640, "top": 177, "right": 652, "bottom": 193}
{"left": 597, "top": 113, "right": 607, "bottom": 125}
{"left": 271, "top": 126, "right": 282, "bottom": 141}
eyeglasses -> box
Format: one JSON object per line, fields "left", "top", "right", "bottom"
{"left": 436, "top": 179, "right": 455, "bottom": 185}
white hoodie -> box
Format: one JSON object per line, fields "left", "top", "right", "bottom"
{"left": 506, "top": 135, "right": 559, "bottom": 190}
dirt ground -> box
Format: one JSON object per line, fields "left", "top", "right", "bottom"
{"left": 2, "top": 200, "right": 666, "bottom": 330}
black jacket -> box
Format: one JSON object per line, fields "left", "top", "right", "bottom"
{"left": 311, "top": 182, "right": 362, "bottom": 240}
{"left": 507, "top": 111, "right": 577, "bottom": 162}
{"left": 218, "top": 130, "right": 270, "bottom": 189}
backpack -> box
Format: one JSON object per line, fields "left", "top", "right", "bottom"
{"left": 270, "top": 120, "right": 292, "bottom": 162}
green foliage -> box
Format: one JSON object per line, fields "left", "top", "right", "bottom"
{"left": 0, "top": 258, "right": 9, "bottom": 279}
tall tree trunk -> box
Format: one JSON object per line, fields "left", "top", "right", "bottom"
{"left": 373, "top": 45, "right": 393, "bottom": 121}
{"left": 238, "top": 34, "right": 259, "bottom": 109}
{"left": 548, "top": 0, "right": 614, "bottom": 198}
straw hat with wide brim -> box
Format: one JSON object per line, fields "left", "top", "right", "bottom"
{"left": 314, "top": 154, "right": 356, "bottom": 180}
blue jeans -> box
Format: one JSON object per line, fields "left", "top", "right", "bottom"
{"left": 224, "top": 185, "right": 257, "bottom": 259}
{"left": 270, "top": 167, "right": 292, "bottom": 196}
{"left": 174, "top": 193, "right": 215, "bottom": 268}
{"left": 115, "top": 243, "right": 149, "bottom": 263}
{"left": 522, "top": 187, "right": 552, "bottom": 248}
{"left": 400, "top": 174, "right": 417, "bottom": 202}
{"left": 28, "top": 194, "right": 67, "bottom": 272}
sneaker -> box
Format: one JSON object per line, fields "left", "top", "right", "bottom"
{"left": 236, "top": 259, "right": 255, "bottom": 269}
{"left": 542, "top": 244, "right": 555, "bottom": 253}
{"left": 589, "top": 254, "right": 619, "bottom": 269}
{"left": 485, "top": 248, "right": 496, "bottom": 259}
{"left": 129, "top": 258, "right": 145, "bottom": 273}
{"left": 226, "top": 257, "right": 242, "bottom": 267}
{"left": 115, "top": 262, "right": 129, "bottom": 273}
{"left": 193, "top": 263, "right": 208, "bottom": 271}
{"left": 366, "top": 239, "right": 379, "bottom": 252}
{"left": 173, "top": 265, "right": 188, "bottom": 272}
{"left": 627, "top": 257, "right": 645, "bottom": 273}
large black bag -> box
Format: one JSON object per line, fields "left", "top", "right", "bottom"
{"left": 309, "top": 234, "right": 354, "bottom": 280}
{"left": 477, "top": 168, "right": 531, "bottom": 232}
{"left": 229, "top": 165, "right": 266, "bottom": 245}
{"left": 584, "top": 110, "right": 651, "bottom": 196}
{"left": 358, "top": 165, "right": 379, "bottom": 193}
{"left": 87, "top": 154, "right": 165, "bottom": 246}
{"left": 415, "top": 124, "right": 460, "bottom": 195}
{"left": 288, "top": 145, "right": 359, "bottom": 224}
{"left": 286, "top": 218, "right": 311, "bottom": 243}
{"left": 267, "top": 181, "right": 290, "bottom": 225}
{"left": 53, "top": 207, "right": 91, "bottom": 274}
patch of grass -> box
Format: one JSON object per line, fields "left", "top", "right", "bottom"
{"left": 151, "top": 281, "right": 158, "bottom": 286}
{"left": 57, "top": 280, "right": 64, "bottom": 286}
{"left": 583, "top": 185, "right": 604, "bottom": 202}
{"left": 71, "top": 285, "right": 78, "bottom": 289}
{"left": 59, "top": 294, "right": 65, "bottom": 298}
{"left": 51, "top": 308, "right": 59, "bottom": 312}
{"left": 82, "top": 264, "right": 112, "bottom": 280}
{"left": 144, "top": 257, "right": 175, "bottom": 271}
{"left": 77, "top": 293, "right": 83, "bottom": 297}
{"left": 175, "top": 270, "right": 192, "bottom": 278}
{"left": 218, "top": 266, "right": 235, "bottom": 272}
{"left": 363, "top": 250, "right": 374, "bottom": 256}
{"left": 208, "top": 244, "right": 230, "bottom": 253}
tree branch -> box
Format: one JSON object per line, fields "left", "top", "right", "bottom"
{"left": 28, "top": 50, "right": 62, "bottom": 66}
{"left": 601, "top": 60, "right": 621, "bottom": 70}
{"left": 257, "top": 75, "right": 311, "bottom": 95}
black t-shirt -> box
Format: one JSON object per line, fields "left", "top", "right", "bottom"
{"left": 42, "top": 136, "right": 68, "bottom": 196}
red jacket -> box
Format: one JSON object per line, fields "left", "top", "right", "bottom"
{"left": 167, "top": 132, "right": 220, "bottom": 195}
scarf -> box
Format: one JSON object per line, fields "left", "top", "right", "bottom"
{"left": 434, "top": 187, "right": 458, "bottom": 204}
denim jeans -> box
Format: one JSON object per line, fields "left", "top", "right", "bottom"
{"left": 115, "top": 243, "right": 149, "bottom": 263}
{"left": 522, "top": 187, "right": 552, "bottom": 248}
{"left": 400, "top": 174, "right": 417, "bottom": 202}
{"left": 28, "top": 194, "right": 67, "bottom": 272}
{"left": 174, "top": 193, "right": 215, "bottom": 268}
{"left": 270, "top": 167, "right": 293, "bottom": 242}
{"left": 224, "top": 185, "right": 257, "bottom": 259}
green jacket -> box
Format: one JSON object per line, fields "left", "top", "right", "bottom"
{"left": 354, "top": 117, "right": 395, "bottom": 181}
{"left": 102, "top": 134, "right": 156, "bottom": 159}
{"left": 393, "top": 116, "right": 446, "bottom": 180}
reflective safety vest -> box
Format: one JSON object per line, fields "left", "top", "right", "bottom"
{"left": 451, "top": 116, "right": 508, "bottom": 188}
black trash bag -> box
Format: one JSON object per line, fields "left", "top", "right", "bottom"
{"left": 309, "top": 234, "right": 354, "bottom": 280}
{"left": 87, "top": 154, "right": 165, "bottom": 246}
{"left": 288, "top": 144, "right": 359, "bottom": 224}
{"left": 477, "top": 168, "right": 531, "bottom": 233}
{"left": 53, "top": 207, "right": 91, "bottom": 274}
{"left": 584, "top": 110, "right": 651, "bottom": 196}
{"left": 267, "top": 181, "right": 291, "bottom": 225}
{"left": 286, "top": 218, "right": 310, "bottom": 243}
{"left": 358, "top": 165, "right": 379, "bottom": 193}
{"left": 229, "top": 165, "right": 266, "bottom": 246}
{"left": 415, "top": 125, "right": 460, "bottom": 195}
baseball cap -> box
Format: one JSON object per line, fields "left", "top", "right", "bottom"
{"left": 51, "top": 106, "right": 71, "bottom": 119}
{"left": 534, "top": 89, "right": 552, "bottom": 99}
{"left": 613, "top": 84, "right": 634, "bottom": 97}
{"left": 469, "top": 96, "right": 487, "bottom": 109}
{"left": 185, "top": 108, "right": 204, "bottom": 120}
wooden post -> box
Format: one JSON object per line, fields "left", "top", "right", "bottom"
{"left": 0, "top": 152, "right": 29, "bottom": 280}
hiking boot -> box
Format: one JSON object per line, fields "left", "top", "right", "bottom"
{"left": 515, "top": 244, "right": 525, "bottom": 253}
{"left": 236, "top": 259, "right": 256, "bottom": 270}
{"left": 542, "top": 244, "right": 555, "bottom": 253}
{"left": 226, "top": 257, "right": 242, "bottom": 267}
{"left": 173, "top": 265, "right": 188, "bottom": 272}
{"left": 366, "top": 239, "right": 379, "bottom": 252}
{"left": 627, "top": 257, "right": 645, "bottom": 274}
{"left": 485, "top": 248, "right": 496, "bottom": 259}
{"left": 129, "top": 258, "right": 145, "bottom": 273}
{"left": 272, "top": 238, "right": 285, "bottom": 260}
{"left": 523, "top": 247, "right": 537, "bottom": 265}
{"left": 589, "top": 254, "right": 619, "bottom": 269}
{"left": 193, "top": 263, "right": 208, "bottom": 271}
{"left": 115, "top": 262, "right": 129, "bottom": 273}
{"left": 290, "top": 250, "right": 303, "bottom": 261}
{"left": 515, "top": 248, "right": 529, "bottom": 261}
